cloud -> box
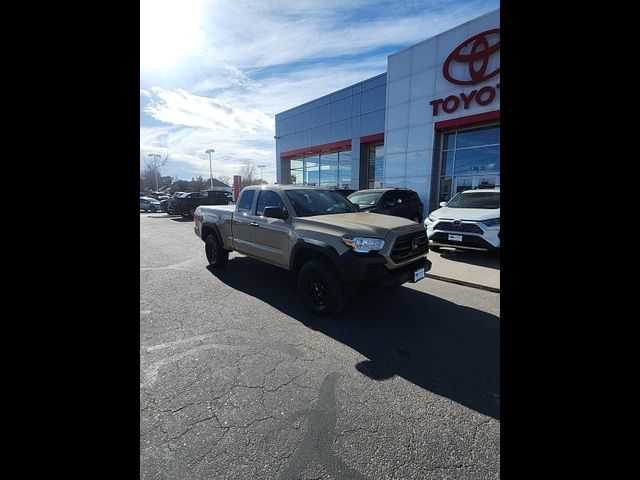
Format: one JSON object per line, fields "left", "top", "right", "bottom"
{"left": 144, "top": 87, "right": 273, "bottom": 133}
{"left": 197, "top": 0, "right": 484, "bottom": 69}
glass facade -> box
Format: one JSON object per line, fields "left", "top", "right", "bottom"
{"left": 437, "top": 125, "right": 500, "bottom": 203}
{"left": 367, "top": 143, "right": 385, "bottom": 188}
{"left": 288, "top": 150, "right": 352, "bottom": 189}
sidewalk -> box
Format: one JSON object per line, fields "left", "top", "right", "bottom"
{"left": 426, "top": 247, "right": 500, "bottom": 293}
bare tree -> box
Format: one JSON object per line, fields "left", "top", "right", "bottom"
{"left": 216, "top": 175, "right": 232, "bottom": 187}
{"left": 239, "top": 160, "right": 267, "bottom": 189}
{"left": 240, "top": 161, "right": 256, "bottom": 184}
{"left": 142, "top": 153, "right": 170, "bottom": 191}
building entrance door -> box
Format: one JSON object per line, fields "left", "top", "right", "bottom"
{"left": 453, "top": 175, "right": 499, "bottom": 193}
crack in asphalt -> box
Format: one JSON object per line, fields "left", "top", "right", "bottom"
{"left": 187, "top": 427, "right": 230, "bottom": 468}
{"left": 141, "top": 343, "right": 243, "bottom": 388}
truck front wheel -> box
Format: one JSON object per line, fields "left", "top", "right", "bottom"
{"left": 298, "top": 259, "right": 346, "bottom": 316}
{"left": 205, "top": 234, "right": 228, "bottom": 268}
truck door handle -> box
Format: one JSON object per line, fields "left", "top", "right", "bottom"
{"left": 250, "top": 221, "right": 259, "bottom": 226}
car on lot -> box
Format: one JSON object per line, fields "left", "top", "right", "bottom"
{"left": 424, "top": 188, "right": 500, "bottom": 254}
{"left": 140, "top": 196, "right": 161, "bottom": 212}
{"left": 156, "top": 196, "right": 171, "bottom": 212}
{"left": 329, "top": 188, "right": 356, "bottom": 198}
{"left": 347, "top": 188, "right": 424, "bottom": 223}
{"left": 167, "top": 190, "right": 231, "bottom": 217}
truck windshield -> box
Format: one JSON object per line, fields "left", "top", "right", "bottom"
{"left": 285, "top": 189, "right": 358, "bottom": 217}
{"left": 446, "top": 191, "right": 500, "bottom": 209}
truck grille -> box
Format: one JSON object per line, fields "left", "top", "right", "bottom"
{"left": 434, "top": 221, "right": 483, "bottom": 234}
{"left": 390, "top": 231, "right": 429, "bottom": 263}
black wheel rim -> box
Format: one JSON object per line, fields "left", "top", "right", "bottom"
{"left": 206, "top": 238, "right": 216, "bottom": 263}
{"left": 305, "top": 271, "right": 328, "bottom": 307}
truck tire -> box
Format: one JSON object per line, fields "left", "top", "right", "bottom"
{"left": 298, "top": 259, "right": 346, "bottom": 316}
{"left": 205, "top": 234, "right": 228, "bottom": 268}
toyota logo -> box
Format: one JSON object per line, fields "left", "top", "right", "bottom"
{"left": 411, "top": 238, "right": 419, "bottom": 250}
{"left": 453, "top": 220, "right": 462, "bottom": 225}
{"left": 443, "top": 28, "right": 500, "bottom": 86}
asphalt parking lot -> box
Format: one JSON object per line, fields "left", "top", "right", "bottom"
{"left": 140, "top": 212, "right": 500, "bottom": 479}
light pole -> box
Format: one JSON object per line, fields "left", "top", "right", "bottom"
{"left": 148, "top": 153, "right": 161, "bottom": 191}
{"left": 257, "top": 164, "right": 266, "bottom": 183}
{"left": 205, "top": 149, "right": 215, "bottom": 189}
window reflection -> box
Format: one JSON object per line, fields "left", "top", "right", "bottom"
{"left": 338, "top": 151, "right": 352, "bottom": 188}
{"left": 456, "top": 126, "right": 500, "bottom": 149}
{"left": 437, "top": 124, "right": 500, "bottom": 204}
{"left": 287, "top": 150, "right": 352, "bottom": 188}
{"left": 454, "top": 146, "right": 500, "bottom": 175}
{"left": 367, "top": 143, "right": 384, "bottom": 188}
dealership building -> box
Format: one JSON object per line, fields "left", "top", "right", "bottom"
{"left": 274, "top": 9, "right": 500, "bottom": 216}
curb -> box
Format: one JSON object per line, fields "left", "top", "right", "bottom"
{"left": 426, "top": 273, "right": 500, "bottom": 293}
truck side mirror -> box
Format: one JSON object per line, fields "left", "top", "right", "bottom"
{"left": 439, "top": 201, "right": 447, "bottom": 207}
{"left": 263, "top": 206, "right": 289, "bottom": 220}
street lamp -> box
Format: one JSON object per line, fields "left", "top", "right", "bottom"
{"left": 257, "top": 164, "right": 266, "bottom": 183}
{"left": 205, "top": 148, "right": 215, "bottom": 190}
{"left": 148, "top": 153, "right": 161, "bottom": 191}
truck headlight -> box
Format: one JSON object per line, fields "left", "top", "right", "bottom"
{"left": 341, "top": 236, "right": 385, "bottom": 253}
{"left": 427, "top": 214, "right": 437, "bottom": 223}
{"left": 482, "top": 218, "right": 500, "bottom": 227}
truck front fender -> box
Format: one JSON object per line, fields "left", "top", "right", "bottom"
{"left": 290, "top": 240, "right": 347, "bottom": 283}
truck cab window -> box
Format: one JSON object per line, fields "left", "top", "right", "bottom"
{"left": 237, "top": 190, "right": 256, "bottom": 211}
{"left": 256, "top": 190, "right": 285, "bottom": 216}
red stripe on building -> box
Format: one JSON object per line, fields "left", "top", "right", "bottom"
{"left": 280, "top": 139, "right": 352, "bottom": 159}
{"left": 360, "top": 132, "right": 384, "bottom": 143}
{"left": 434, "top": 110, "right": 500, "bottom": 131}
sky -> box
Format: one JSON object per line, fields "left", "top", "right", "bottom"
{"left": 140, "top": 0, "right": 499, "bottom": 185}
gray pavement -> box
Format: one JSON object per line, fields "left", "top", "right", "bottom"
{"left": 140, "top": 213, "right": 500, "bottom": 479}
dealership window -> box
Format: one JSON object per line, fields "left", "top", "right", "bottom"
{"left": 367, "top": 143, "right": 384, "bottom": 188}
{"left": 290, "top": 159, "right": 304, "bottom": 184}
{"left": 287, "top": 149, "right": 352, "bottom": 188}
{"left": 437, "top": 124, "right": 500, "bottom": 203}
{"left": 338, "top": 151, "right": 352, "bottom": 188}
{"left": 304, "top": 154, "right": 320, "bottom": 185}
{"left": 319, "top": 152, "right": 338, "bottom": 187}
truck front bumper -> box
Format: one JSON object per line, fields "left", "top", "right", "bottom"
{"left": 339, "top": 251, "right": 431, "bottom": 295}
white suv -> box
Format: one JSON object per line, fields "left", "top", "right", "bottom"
{"left": 424, "top": 188, "right": 500, "bottom": 253}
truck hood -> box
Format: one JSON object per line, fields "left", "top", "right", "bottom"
{"left": 430, "top": 207, "right": 500, "bottom": 221}
{"left": 295, "top": 212, "right": 417, "bottom": 238}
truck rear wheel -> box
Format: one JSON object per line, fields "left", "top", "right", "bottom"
{"left": 205, "top": 234, "right": 228, "bottom": 268}
{"left": 298, "top": 259, "right": 346, "bottom": 316}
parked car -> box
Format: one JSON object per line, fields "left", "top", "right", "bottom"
{"left": 424, "top": 188, "right": 500, "bottom": 254}
{"left": 167, "top": 190, "right": 230, "bottom": 217}
{"left": 156, "top": 196, "right": 171, "bottom": 212}
{"left": 347, "top": 188, "right": 424, "bottom": 223}
{"left": 330, "top": 188, "right": 356, "bottom": 198}
{"left": 194, "top": 185, "right": 431, "bottom": 316}
{"left": 140, "top": 196, "right": 161, "bottom": 212}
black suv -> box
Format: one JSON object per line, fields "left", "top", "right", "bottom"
{"left": 347, "top": 188, "right": 424, "bottom": 223}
